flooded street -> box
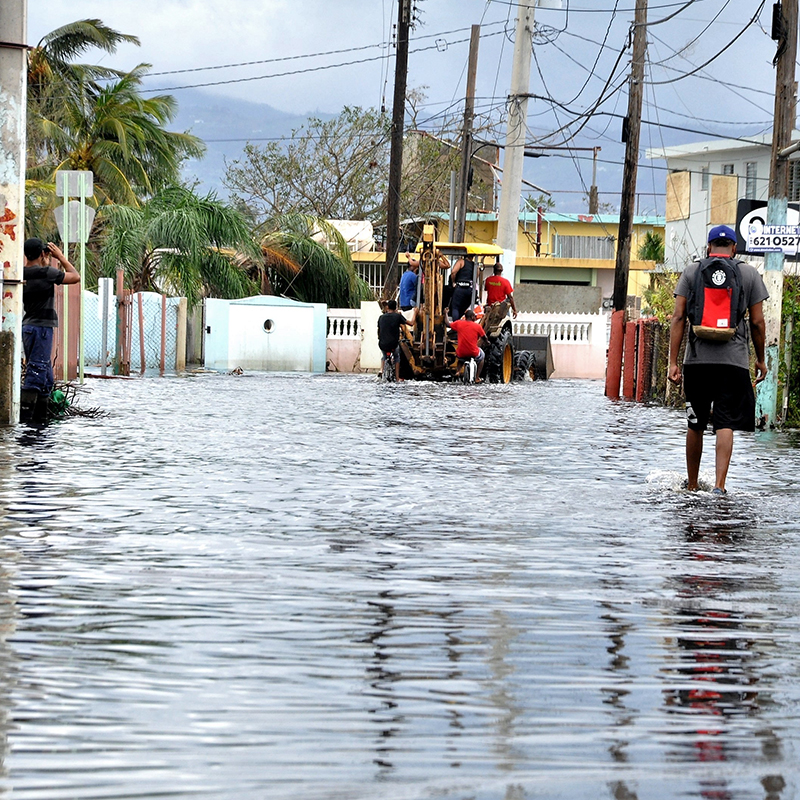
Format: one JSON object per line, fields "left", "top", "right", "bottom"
{"left": 1, "top": 373, "right": 799, "bottom": 799}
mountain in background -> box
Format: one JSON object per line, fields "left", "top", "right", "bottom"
{"left": 170, "top": 88, "right": 674, "bottom": 217}
{"left": 171, "top": 88, "right": 329, "bottom": 199}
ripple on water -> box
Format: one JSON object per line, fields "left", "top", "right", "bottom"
{"left": 0, "top": 374, "right": 799, "bottom": 799}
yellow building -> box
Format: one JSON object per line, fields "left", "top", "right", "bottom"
{"left": 352, "top": 211, "right": 665, "bottom": 305}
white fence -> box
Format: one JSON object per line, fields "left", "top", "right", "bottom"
{"left": 327, "top": 308, "right": 362, "bottom": 372}
{"left": 514, "top": 310, "right": 607, "bottom": 379}
{"left": 327, "top": 306, "right": 609, "bottom": 378}
{"left": 327, "top": 308, "right": 361, "bottom": 340}
{"left": 513, "top": 313, "right": 594, "bottom": 344}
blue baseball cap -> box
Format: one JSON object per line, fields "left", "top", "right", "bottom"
{"left": 708, "top": 225, "right": 736, "bottom": 244}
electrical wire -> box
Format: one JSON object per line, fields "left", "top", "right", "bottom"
{"left": 636, "top": 0, "right": 700, "bottom": 27}
{"left": 645, "top": 0, "right": 767, "bottom": 85}
{"left": 144, "top": 30, "right": 506, "bottom": 93}
{"left": 644, "top": 0, "right": 733, "bottom": 67}
{"left": 144, "top": 21, "right": 506, "bottom": 78}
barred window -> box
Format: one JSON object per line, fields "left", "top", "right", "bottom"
{"left": 722, "top": 163, "right": 735, "bottom": 175}
{"left": 790, "top": 161, "right": 800, "bottom": 202}
{"left": 745, "top": 162, "right": 758, "bottom": 199}
{"left": 554, "top": 235, "right": 615, "bottom": 260}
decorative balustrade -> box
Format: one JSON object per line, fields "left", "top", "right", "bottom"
{"left": 513, "top": 312, "right": 602, "bottom": 345}
{"left": 327, "top": 309, "right": 361, "bottom": 339}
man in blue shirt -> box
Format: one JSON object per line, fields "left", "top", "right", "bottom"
{"left": 398, "top": 256, "right": 419, "bottom": 312}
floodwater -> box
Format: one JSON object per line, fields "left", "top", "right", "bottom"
{"left": 0, "top": 374, "right": 799, "bottom": 800}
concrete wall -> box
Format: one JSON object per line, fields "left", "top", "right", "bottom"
{"left": 204, "top": 296, "right": 327, "bottom": 373}
{"left": 514, "top": 284, "right": 602, "bottom": 314}
{"left": 359, "top": 301, "right": 383, "bottom": 371}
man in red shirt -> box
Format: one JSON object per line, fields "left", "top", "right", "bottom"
{"left": 446, "top": 309, "right": 487, "bottom": 382}
{"left": 483, "top": 262, "right": 518, "bottom": 317}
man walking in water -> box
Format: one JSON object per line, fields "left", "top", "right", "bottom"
{"left": 668, "top": 225, "right": 768, "bottom": 494}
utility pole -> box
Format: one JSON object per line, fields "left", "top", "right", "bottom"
{"left": 605, "top": 0, "right": 647, "bottom": 398}
{"left": 455, "top": 25, "right": 481, "bottom": 244}
{"left": 496, "top": 0, "right": 536, "bottom": 286}
{"left": 757, "top": 0, "right": 798, "bottom": 427}
{"left": 382, "top": 0, "right": 412, "bottom": 300}
{"left": 0, "top": 0, "right": 27, "bottom": 426}
{"left": 588, "top": 147, "right": 601, "bottom": 214}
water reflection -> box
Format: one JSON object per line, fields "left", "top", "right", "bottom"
{"left": 0, "top": 376, "right": 799, "bottom": 799}
{"left": 601, "top": 594, "right": 639, "bottom": 800}
{"left": 661, "top": 513, "right": 784, "bottom": 800}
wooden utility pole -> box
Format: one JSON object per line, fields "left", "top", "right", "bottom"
{"left": 588, "top": 147, "right": 601, "bottom": 214}
{"left": 605, "top": 0, "right": 647, "bottom": 398}
{"left": 382, "top": 0, "right": 412, "bottom": 300}
{"left": 612, "top": 0, "right": 647, "bottom": 313}
{"left": 455, "top": 25, "right": 481, "bottom": 244}
{"left": 496, "top": 0, "right": 537, "bottom": 286}
{"left": 0, "top": 0, "right": 27, "bottom": 425}
{"left": 756, "top": 0, "right": 798, "bottom": 427}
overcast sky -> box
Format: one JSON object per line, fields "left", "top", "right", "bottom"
{"left": 27, "top": 1, "right": 784, "bottom": 215}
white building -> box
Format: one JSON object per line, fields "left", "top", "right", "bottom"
{"left": 647, "top": 132, "right": 800, "bottom": 269}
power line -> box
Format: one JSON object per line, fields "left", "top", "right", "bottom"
{"left": 144, "top": 30, "right": 506, "bottom": 93}
{"left": 645, "top": 0, "right": 767, "bottom": 85}
{"left": 144, "top": 21, "right": 507, "bottom": 78}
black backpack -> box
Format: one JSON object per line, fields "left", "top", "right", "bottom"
{"left": 685, "top": 257, "right": 746, "bottom": 342}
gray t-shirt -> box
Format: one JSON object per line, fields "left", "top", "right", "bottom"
{"left": 674, "top": 259, "right": 769, "bottom": 369}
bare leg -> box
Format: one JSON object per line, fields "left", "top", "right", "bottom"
{"left": 686, "top": 428, "right": 703, "bottom": 490}
{"left": 714, "top": 428, "right": 733, "bottom": 491}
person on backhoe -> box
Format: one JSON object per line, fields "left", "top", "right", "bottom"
{"left": 446, "top": 308, "right": 486, "bottom": 383}
{"left": 483, "top": 262, "right": 518, "bottom": 318}
{"left": 449, "top": 255, "right": 475, "bottom": 320}
{"left": 399, "top": 256, "right": 419, "bottom": 313}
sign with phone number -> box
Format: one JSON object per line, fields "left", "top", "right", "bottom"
{"left": 746, "top": 224, "right": 800, "bottom": 256}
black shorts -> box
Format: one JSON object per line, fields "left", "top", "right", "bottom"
{"left": 682, "top": 364, "right": 755, "bottom": 432}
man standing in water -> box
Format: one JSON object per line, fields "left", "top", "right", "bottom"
{"left": 668, "top": 225, "right": 768, "bottom": 494}
{"left": 22, "top": 238, "right": 80, "bottom": 410}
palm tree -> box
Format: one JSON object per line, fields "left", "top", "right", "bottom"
{"left": 259, "top": 214, "right": 374, "bottom": 308}
{"left": 30, "top": 65, "right": 205, "bottom": 206}
{"left": 27, "top": 20, "right": 140, "bottom": 167}
{"left": 100, "top": 186, "right": 262, "bottom": 305}
{"left": 638, "top": 231, "right": 665, "bottom": 264}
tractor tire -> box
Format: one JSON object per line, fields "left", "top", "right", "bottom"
{"left": 512, "top": 350, "right": 535, "bottom": 382}
{"left": 486, "top": 328, "right": 514, "bottom": 384}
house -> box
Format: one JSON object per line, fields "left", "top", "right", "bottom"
{"left": 350, "top": 211, "right": 665, "bottom": 313}
{"left": 646, "top": 133, "right": 799, "bottom": 269}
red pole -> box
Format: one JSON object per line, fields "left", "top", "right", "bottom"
{"left": 635, "top": 320, "right": 648, "bottom": 402}
{"left": 605, "top": 310, "right": 625, "bottom": 398}
{"left": 622, "top": 321, "right": 636, "bottom": 399}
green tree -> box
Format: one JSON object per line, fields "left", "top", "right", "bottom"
{"left": 523, "top": 194, "right": 556, "bottom": 213}
{"left": 225, "top": 107, "right": 391, "bottom": 223}
{"left": 30, "top": 65, "right": 205, "bottom": 206}
{"left": 99, "top": 186, "right": 261, "bottom": 305}
{"left": 638, "top": 231, "right": 665, "bottom": 263}
{"left": 27, "top": 19, "right": 141, "bottom": 167}
{"left": 259, "top": 213, "right": 373, "bottom": 308}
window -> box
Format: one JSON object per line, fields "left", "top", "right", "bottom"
{"left": 790, "top": 161, "right": 800, "bottom": 202}
{"left": 722, "top": 163, "right": 735, "bottom": 175}
{"left": 745, "top": 162, "right": 758, "bottom": 199}
{"left": 701, "top": 166, "right": 709, "bottom": 192}
{"left": 554, "top": 234, "right": 615, "bottom": 260}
